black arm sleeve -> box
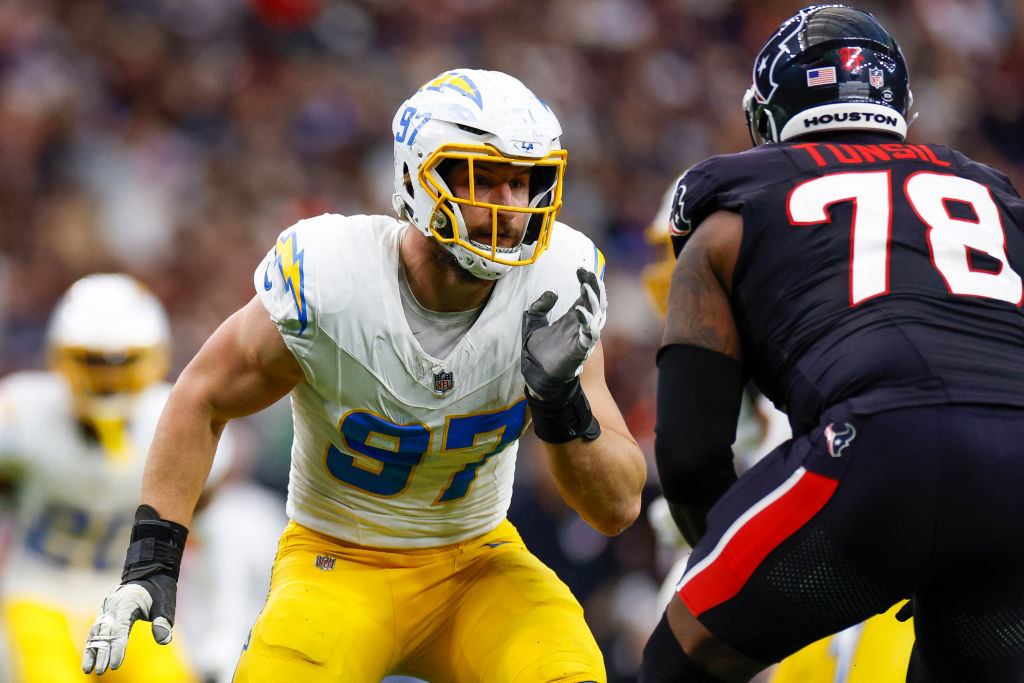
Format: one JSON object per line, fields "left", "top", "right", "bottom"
{"left": 654, "top": 343, "right": 745, "bottom": 508}
{"left": 655, "top": 344, "right": 745, "bottom": 545}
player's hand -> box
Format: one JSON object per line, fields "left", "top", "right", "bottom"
{"left": 82, "top": 504, "right": 187, "bottom": 675}
{"left": 521, "top": 267, "right": 607, "bottom": 401}
{"left": 81, "top": 575, "right": 178, "bottom": 674}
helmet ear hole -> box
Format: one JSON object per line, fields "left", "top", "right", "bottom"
{"left": 758, "top": 110, "right": 775, "bottom": 144}
{"left": 402, "top": 163, "right": 414, "bottom": 196}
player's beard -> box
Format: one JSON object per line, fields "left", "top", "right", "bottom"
{"left": 427, "top": 237, "right": 488, "bottom": 284}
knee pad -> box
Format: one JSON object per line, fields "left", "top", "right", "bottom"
{"left": 639, "top": 614, "right": 727, "bottom": 683}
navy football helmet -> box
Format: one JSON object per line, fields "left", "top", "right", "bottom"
{"left": 743, "top": 4, "right": 912, "bottom": 145}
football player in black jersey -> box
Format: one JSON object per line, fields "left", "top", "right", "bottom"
{"left": 640, "top": 5, "right": 1024, "bottom": 683}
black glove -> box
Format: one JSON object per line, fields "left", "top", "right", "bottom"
{"left": 521, "top": 267, "right": 607, "bottom": 400}
{"left": 521, "top": 268, "right": 607, "bottom": 442}
{"left": 82, "top": 505, "right": 188, "bottom": 674}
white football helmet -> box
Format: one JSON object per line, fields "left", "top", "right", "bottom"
{"left": 46, "top": 273, "right": 171, "bottom": 421}
{"left": 392, "top": 68, "right": 566, "bottom": 280}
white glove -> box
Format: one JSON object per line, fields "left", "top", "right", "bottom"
{"left": 83, "top": 504, "right": 184, "bottom": 674}
{"left": 82, "top": 579, "right": 175, "bottom": 674}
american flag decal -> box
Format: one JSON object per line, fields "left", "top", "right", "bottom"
{"left": 806, "top": 66, "right": 837, "bottom": 87}
{"left": 315, "top": 554, "right": 336, "bottom": 571}
{"left": 433, "top": 370, "right": 454, "bottom": 394}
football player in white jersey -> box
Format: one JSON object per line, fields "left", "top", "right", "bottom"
{"left": 82, "top": 68, "right": 647, "bottom": 683}
{"left": 0, "top": 273, "right": 228, "bottom": 682}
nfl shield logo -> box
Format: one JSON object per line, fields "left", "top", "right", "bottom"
{"left": 315, "top": 554, "right": 336, "bottom": 571}
{"left": 433, "top": 370, "right": 454, "bottom": 394}
{"left": 869, "top": 68, "right": 884, "bottom": 89}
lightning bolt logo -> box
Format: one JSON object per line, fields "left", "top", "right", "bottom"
{"left": 275, "top": 232, "right": 307, "bottom": 334}
{"left": 419, "top": 71, "right": 483, "bottom": 109}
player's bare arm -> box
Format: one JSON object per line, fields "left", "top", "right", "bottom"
{"left": 543, "top": 340, "right": 646, "bottom": 536}
{"left": 521, "top": 267, "right": 645, "bottom": 536}
{"left": 662, "top": 209, "right": 743, "bottom": 359}
{"left": 655, "top": 209, "right": 747, "bottom": 549}
{"left": 142, "top": 295, "right": 305, "bottom": 527}
{"left": 82, "top": 295, "right": 303, "bottom": 675}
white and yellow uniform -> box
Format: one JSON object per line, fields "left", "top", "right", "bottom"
{"left": 0, "top": 373, "right": 213, "bottom": 682}
{"left": 234, "top": 213, "right": 606, "bottom": 683}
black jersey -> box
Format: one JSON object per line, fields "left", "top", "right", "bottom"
{"left": 671, "top": 132, "right": 1024, "bottom": 434}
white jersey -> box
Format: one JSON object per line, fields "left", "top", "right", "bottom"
{"left": 255, "top": 214, "right": 605, "bottom": 548}
{"left": 0, "top": 372, "right": 232, "bottom": 612}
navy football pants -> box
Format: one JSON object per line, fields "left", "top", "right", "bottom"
{"left": 673, "top": 402, "right": 1024, "bottom": 682}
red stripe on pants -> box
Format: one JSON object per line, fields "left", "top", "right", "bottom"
{"left": 678, "top": 468, "right": 839, "bottom": 616}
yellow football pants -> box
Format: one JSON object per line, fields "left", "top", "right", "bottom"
{"left": 2, "top": 598, "right": 198, "bottom": 683}
{"left": 769, "top": 602, "right": 915, "bottom": 683}
{"left": 233, "top": 519, "right": 605, "bottom": 683}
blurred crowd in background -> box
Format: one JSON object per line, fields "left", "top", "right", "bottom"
{"left": 1, "top": 0, "right": 1022, "bottom": 680}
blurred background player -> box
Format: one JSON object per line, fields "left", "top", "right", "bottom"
{"left": 643, "top": 180, "right": 913, "bottom": 683}
{"left": 0, "top": 273, "right": 236, "bottom": 683}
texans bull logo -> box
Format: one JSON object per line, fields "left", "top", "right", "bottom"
{"left": 824, "top": 422, "right": 857, "bottom": 458}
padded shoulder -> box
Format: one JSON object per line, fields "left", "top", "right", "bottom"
{"left": 668, "top": 147, "right": 793, "bottom": 255}
{"left": 255, "top": 213, "right": 404, "bottom": 337}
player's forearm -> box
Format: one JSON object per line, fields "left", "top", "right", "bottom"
{"left": 545, "top": 427, "right": 646, "bottom": 536}
{"left": 140, "top": 380, "right": 225, "bottom": 528}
